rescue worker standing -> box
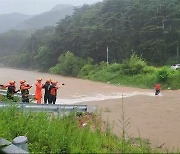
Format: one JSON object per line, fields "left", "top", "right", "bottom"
{"left": 42, "top": 79, "right": 51, "bottom": 104}
{"left": 4, "top": 81, "right": 19, "bottom": 100}
{"left": 21, "top": 83, "right": 32, "bottom": 103}
{"left": 35, "top": 78, "right": 43, "bottom": 104}
{"left": 50, "top": 81, "right": 59, "bottom": 104}
{"left": 20, "top": 80, "right": 26, "bottom": 92}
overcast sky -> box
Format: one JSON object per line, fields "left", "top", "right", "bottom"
{"left": 0, "top": 0, "right": 103, "bottom": 15}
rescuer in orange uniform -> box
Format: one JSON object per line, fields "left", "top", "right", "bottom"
{"left": 21, "top": 82, "right": 32, "bottom": 103}
{"left": 20, "top": 80, "right": 26, "bottom": 91}
{"left": 50, "top": 81, "right": 59, "bottom": 104}
{"left": 35, "top": 78, "right": 43, "bottom": 104}
{"left": 3, "top": 80, "right": 19, "bottom": 100}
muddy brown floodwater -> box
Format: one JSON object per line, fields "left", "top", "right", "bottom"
{"left": 0, "top": 67, "right": 180, "bottom": 150}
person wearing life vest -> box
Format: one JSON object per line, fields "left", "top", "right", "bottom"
{"left": 50, "top": 81, "right": 59, "bottom": 104}
{"left": 20, "top": 79, "right": 26, "bottom": 101}
{"left": 42, "top": 79, "right": 51, "bottom": 104}
{"left": 3, "top": 80, "right": 19, "bottom": 100}
{"left": 34, "top": 78, "right": 43, "bottom": 104}
{"left": 155, "top": 83, "right": 161, "bottom": 95}
{"left": 20, "top": 80, "right": 26, "bottom": 92}
{"left": 21, "top": 83, "right": 32, "bottom": 103}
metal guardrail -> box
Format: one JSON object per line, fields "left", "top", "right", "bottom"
{"left": 0, "top": 90, "right": 97, "bottom": 114}
{"left": 0, "top": 102, "right": 88, "bottom": 116}
{"left": 0, "top": 89, "right": 34, "bottom": 99}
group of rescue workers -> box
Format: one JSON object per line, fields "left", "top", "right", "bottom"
{"left": 0, "top": 78, "right": 61, "bottom": 104}
{"left": 1, "top": 78, "right": 160, "bottom": 104}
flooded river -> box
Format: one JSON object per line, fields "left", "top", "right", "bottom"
{"left": 0, "top": 67, "right": 153, "bottom": 104}
{"left": 1, "top": 67, "right": 180, "bottom": 150}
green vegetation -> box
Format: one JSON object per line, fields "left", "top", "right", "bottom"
{"left": 49, "top": 52, "right": 180, "bottom": 89}
{"left": 0, "top": 0, "right": 178, "bottom": 90}
{"left": 0, "top": 106, "right": 160, "bottom": 153}
{"left": 0, "top": 0, "right": 179, "bottom": 70}
{"left": 0, "top": 0, "right": 179, "bottom": 89}
{"left": 50, "top": 51, "right": 88, "bottom": 77}
{"left": 0, "top": 1, "right": 179, "bottom": 152}
{"left": 0, "top": 94, "right": 20, "bottom": 102}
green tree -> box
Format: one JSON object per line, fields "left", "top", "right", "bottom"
{"left": 50, "top": 51, "right": 86, "bottom": 76}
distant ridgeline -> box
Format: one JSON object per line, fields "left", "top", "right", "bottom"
{"left": 0, "top": 0, "right": 179, "bottom": 70}
{"left": 0, "top": 4, "right": 74, "bottom": 34}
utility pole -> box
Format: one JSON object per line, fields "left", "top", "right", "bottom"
{"left": 107, "top": 47, "right": 109, "bottom": 65}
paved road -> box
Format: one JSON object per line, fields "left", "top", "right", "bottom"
{"left": 0, "top": 67, "right": 180, "bottom": 150}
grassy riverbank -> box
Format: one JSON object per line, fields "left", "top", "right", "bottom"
{"left": 0, "top": 106, "right": 162, "bottom": 153}
{"left": 50, "top": 52, "right": 180, "bottom": 90}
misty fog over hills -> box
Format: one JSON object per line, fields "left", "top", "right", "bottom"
{"left": 0, "top": 13, "right": 32, "bottom": 33}
{"left": 0, "top": 4, "right": 74, "bottom": 34}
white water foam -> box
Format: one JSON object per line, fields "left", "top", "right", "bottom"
{"left": 56, "top": 91, "right": 161, "bottom": 104}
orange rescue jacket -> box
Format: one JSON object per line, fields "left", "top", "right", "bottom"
{"left": 35, "top": 82, "right": 42, "bottom": 99}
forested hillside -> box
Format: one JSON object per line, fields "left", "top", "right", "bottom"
{"left": 0, "top": 30, "right": 31, "bottom": 57}
{"left": 1, "top": 0, "right": 180, "bottom": 70}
